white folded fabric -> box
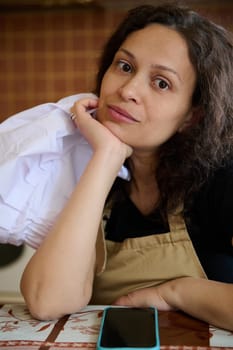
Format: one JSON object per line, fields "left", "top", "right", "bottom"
{"left": 0, "top": 93, "right": 130, "bottom": 248}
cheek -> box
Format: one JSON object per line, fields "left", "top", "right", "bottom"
{"left": 97, "top": 86, "right": 107, "bottom": 112}
{"left": 98, "top": 84, "right": 115, "bottom": 115}
{"left": 99, "top": 73, "right": 110, "bottom": 95}
{"left": 100, "top": 71, "right": 120, "bottom": 98}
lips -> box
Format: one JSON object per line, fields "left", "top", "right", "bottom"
{"left": 108, "top": 104, "right": 139, "bottom": 122}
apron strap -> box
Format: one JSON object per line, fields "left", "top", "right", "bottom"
{"left": 167, "top": 212, "right": 187, "bottom": 233}
{"left": 167, "top": 203, "right": 187, "bottom": 235}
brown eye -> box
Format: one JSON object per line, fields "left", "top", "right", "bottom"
{"left": 154, "top": 78, "right": 169, "bottom": 90}
{"left": 118, "top": 60, "right": 132, "bottom": 73}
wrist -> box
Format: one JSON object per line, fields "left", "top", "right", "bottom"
{"left": 161, "top": 277, "right": 193, "bottom": 310}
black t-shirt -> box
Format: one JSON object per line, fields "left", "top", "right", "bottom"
{"left": 105, "top": 163, "right": 233, "bottom": 283}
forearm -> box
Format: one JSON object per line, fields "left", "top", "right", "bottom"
{"left": 164, "top": 277, "right": 233, "bottom": 331}
{"left": 21, "top": 149, "right": 123, "bottom": 320}
{"left": 115, "top": 277, "right": 233, "bottom": 331}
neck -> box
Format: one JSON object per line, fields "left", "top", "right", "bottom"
{"left": 129, "top": 150, "right": 158, "bottom": 185}
{"left": 127, "top": 151, "right": 160, "bottom": 215}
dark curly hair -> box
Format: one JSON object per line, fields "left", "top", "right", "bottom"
{"left": 94, "top": 3, "right": 233, "bottom": 214}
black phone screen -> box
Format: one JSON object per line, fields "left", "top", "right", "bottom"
{"left": 100, "top": 307, "right": 157, "bottom": 348}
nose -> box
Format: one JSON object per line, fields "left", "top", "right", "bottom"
{"left": 118, "top": 76, "right": 142, "bottom": 104}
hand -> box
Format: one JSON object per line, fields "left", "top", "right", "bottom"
{"left": 114, "top": 278, "right": 233, "bottom": 331}
{"left": 71, "top": 98, "right": 132, "bottom": 160}
{"left": 113, "top": 284, "right": 176, "bottom": 311}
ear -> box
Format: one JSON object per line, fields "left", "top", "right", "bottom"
{"left": 178, "top": 106, "right": 203, "bottom": 133}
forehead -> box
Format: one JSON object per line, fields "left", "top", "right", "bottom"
{"left": 121, "top": 24, "right": 188, "bottom": 56}
{"left": 119, "top": 24, "right": 196, "bottom": 82}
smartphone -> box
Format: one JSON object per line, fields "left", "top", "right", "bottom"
{"left": 97, "top": 306, "right": 160, "bottom": 350}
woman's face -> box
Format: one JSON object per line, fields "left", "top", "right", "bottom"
{"left": 97, "top": 24, "right": 197, "bottom": 152}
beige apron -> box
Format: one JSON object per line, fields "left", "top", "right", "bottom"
{"left": 91, "top": 207, "right": 207, "bottom": 305}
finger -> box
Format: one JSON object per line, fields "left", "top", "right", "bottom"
{"left": 70, "top": 112, "right": 77, "bottom": 121}
{"left": 113, "top": 291, "right": 150, "bottom": 307}
{"left": 70, "top": 98, "right": 98, "bottom": 124}
{"left": 74, "top": 98, "right": 98, "bottom": 116}
{"left": 113, "top": 295, "right": 133, "bottom": 306}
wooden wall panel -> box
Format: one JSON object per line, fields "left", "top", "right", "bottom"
{"left": 0, "top": 1, "right": 232, "bottom": 120}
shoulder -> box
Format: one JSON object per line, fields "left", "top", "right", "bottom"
{"left": 212, "top": 159, "right": 233, "bottom": 180}
{"left": 196, "top": 159, "right": 233, "bottom": 202}
{"left": 187, "top": 159, "right": 233, "bottom": 247}
{"left": 207, "top": 160, "right": 233, "bottom": 206}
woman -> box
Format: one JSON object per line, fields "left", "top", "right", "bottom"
{"left": 20, "top": 3, "right": 233, "bottom": 330}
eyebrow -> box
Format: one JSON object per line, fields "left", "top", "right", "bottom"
{"left": 119, "top": 48, "right": 182, "bottom": 82}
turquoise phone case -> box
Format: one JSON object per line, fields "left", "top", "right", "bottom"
{"left": 96, "top": 306, "right": 160, "bottom": 350}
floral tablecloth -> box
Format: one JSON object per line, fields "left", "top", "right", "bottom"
{"left": 0, "top": 304, "right": 232, "bottom": 349}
